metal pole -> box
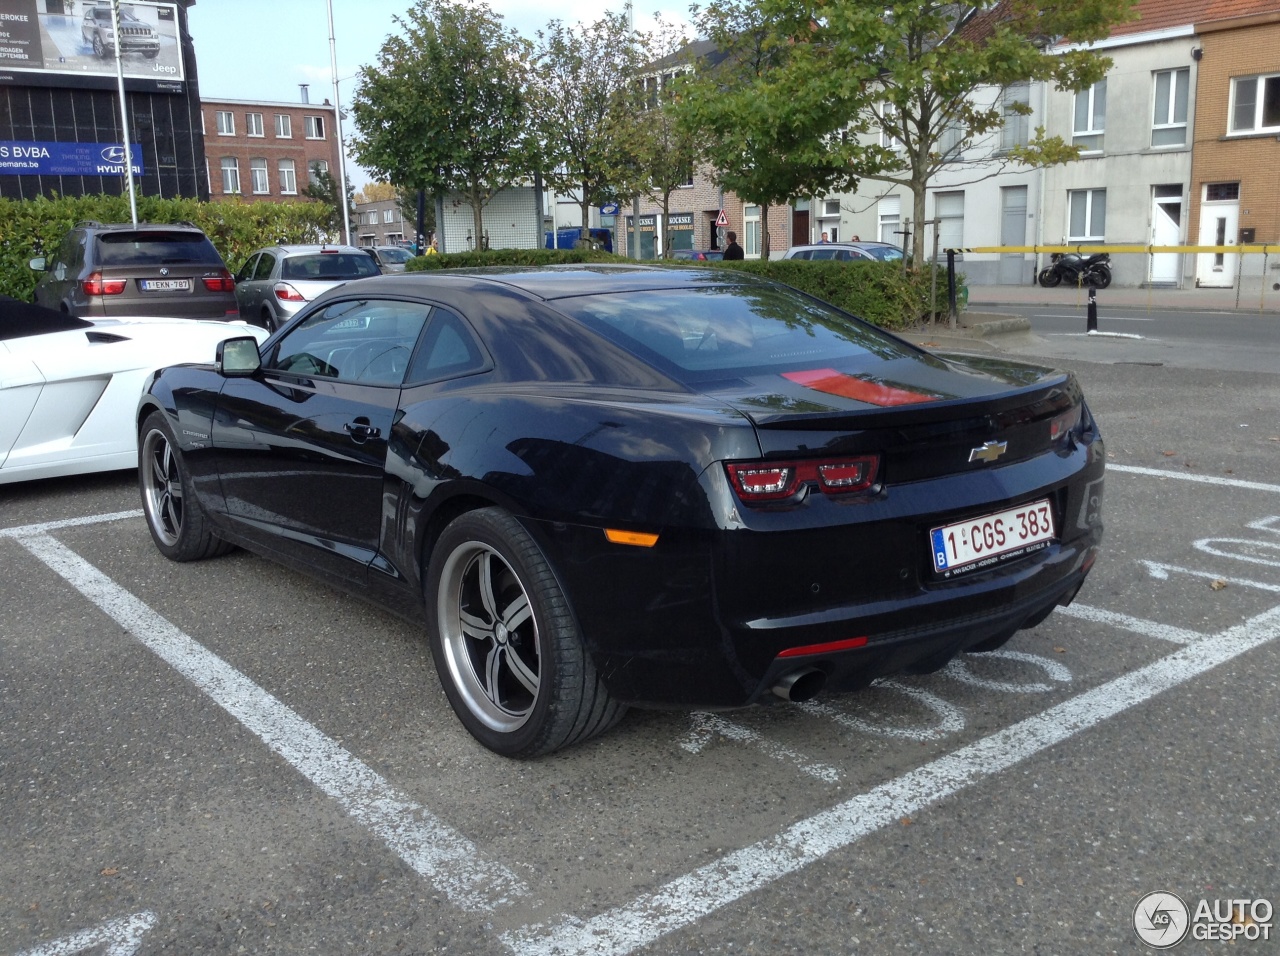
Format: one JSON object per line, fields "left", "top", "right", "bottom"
{"left": 327, "top": 0, "right": 352, "bottom": 246}
{"left": 110, "top": 0, "right": 138, "bottom": 225}
{"left": 1086, "top": 284, "right": 1098, "bottom": 332}
{"left": 947, "top": 249, "right": 958, "bottom": 329}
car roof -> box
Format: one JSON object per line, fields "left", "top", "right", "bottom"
{"left": 788, "top": 242, "right": 895, "bottom": 252}
{"left": 306, "top": 264, "right": 769, "bottom": 303}
{"left": 256, "top": 244, "right": 368, "bottom": 256}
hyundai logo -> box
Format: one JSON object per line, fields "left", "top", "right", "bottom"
{"left": 969, "top": 440, "right": 1008, "bottom": 463}
{"left": 100, "top": 145, "right": 127, "bottom": 164}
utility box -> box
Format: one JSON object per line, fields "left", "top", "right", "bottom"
{"left": 1240, "top": 227, "right": 1256, "bottom": 243}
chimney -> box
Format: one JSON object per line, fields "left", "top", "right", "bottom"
{"left": 299, "top": 84, "right": 310, "bottom": 104}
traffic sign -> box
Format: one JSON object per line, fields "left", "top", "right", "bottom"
{"left": 715, "top": 209, "right": 728, "bottom": 227}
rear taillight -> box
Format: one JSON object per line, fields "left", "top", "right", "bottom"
{"left": 202, "top": 268, "right": 235, "bottom": 292}
{"left": 274, "top": 282, "right": 306, "bottom": 302}
{"left": 726, "top": 455, "right": 879, "bottom": 503}
{"left": 1049, "top": 405, "right": 1083, "bottom": 441}
{"left": 83, "top": 272, "right": 126, "bottom": 296}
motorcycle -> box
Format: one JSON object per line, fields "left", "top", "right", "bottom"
{"left": 1037, "top": 251, "right": 1112, "bottom": 289}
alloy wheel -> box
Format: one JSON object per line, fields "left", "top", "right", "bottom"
{"left": 141, "top": 427, "right": 183, "bottom": 548}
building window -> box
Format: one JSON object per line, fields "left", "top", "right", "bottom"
{"left": 879, "top": 103, "right": 903, "bottom": 151}
{"left": 278, "top": 159, "right": 297, "bottom": 195}
{"left": 383, "top": 208, "right": 394, "bottom": 224}
{"left": 1001, "top": 82, "right": 1030, "bottom": 151}
{"left": 275, "top": 113, "right": 292, "bottom": 138}
{"left": 215, "top": 110, "right": 235, "bottom": 136}
{"left": 304, "top": 115, "right": 326, "bottom": 140}
{"left": 933, "top": 191, "right": 964, "bottom": 257}
{"left": 1230, "top": 73, "right": 1280, "bottom": 134}
{"left": 1073, "top": 79, "right": 1106, "bottom": 152}
{"left": 250, "top": 158, "right": 269, "bottom": 195}
{"left": 308, "top": 159, "right": 328, "bottom": 179}
{"left": 938, "top": 120, "right": 964, "bottom": 160}
{"left": 1068, "top": 189, "right": 1106, "bottom": 241}
{"left": 220, "top": 157, "right": 240, "bottom": 194}
{"left": 1205, "top": 182, "right": 1239, "bottom": 202}
{"left": 1152, "top": 68, "right": 1189, "bottom": 147}
{"left": 744, "top": 205, "right": 761, "bottom": 258}
{"left": 878, "top": 195, "right": 901, "bottom": 244}
{"left": 246, "top": 112, "right": 264, "bottom": 137}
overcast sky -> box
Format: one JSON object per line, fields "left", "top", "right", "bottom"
{"left": 186, "top": 0, "right": 691, "bottom": 188}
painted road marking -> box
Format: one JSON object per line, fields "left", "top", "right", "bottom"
{"left": 1109, "top": 465, "right": 1280, "bottom": 494}
{"left": 6, "top": 530, "right": 527, "bottom": 914}
{"left": 502, "top": 602, "right": 1280, "bottom": 956}
{"left": 1056, "top": 603, "right": 1205, "bottom": 645}
{"left": 800, "top": 681, "right": 965, "bottom": 741}
{"left": 1143, "top": 561, "right": 1280, "bottom": 593}
{"left": 14, "top": 911, "right": 155, "bottom": 956}
{"left": 680, "top": 713, "right": 842, "bottom": 783}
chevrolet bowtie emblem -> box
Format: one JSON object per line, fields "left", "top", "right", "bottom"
{"left": 969, "top": 440, "right": 1008, "bottom": 463}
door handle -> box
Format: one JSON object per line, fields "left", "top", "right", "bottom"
{"left": 344, "top": 418, "right": 381, "bottom": 443}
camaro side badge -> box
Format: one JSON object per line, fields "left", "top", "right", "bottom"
{"left": 969, "top": 440, "right": 1008, "bottom": 463}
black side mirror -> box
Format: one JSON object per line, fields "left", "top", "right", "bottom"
{"left": 217, "top": 336, "right": 262, "bottom": 377}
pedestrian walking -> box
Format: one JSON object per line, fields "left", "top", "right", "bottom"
{"left": 722, "top": 231, "right": 745, "bottom": 260}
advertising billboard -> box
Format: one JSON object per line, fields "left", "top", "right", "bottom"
{"left": 0, "top": 140, "right": 143, "bottom": 175}
{"left": 0, "top": 1, "right": 184, "bottom": 93}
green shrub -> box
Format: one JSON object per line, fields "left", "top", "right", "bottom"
{"left": 407, "top": 248, "right": 958, "bottom": 330}
{"left": 0, "top": 194, "right": 334, "bottom": 301}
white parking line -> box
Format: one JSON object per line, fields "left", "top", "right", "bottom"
{"left": 1056, "top": 602, "right": 1205, "bottom": 644}
{"left": 10, "top": 531, "right": 527, "bottom": 914}
{"left": 501, "top": 603, "right": 1280, "bottom": 956}
{"left": 15, "top": 911, "right": 155, "bottom": 956}
{"left": 681, "top": 713, "right": 842, "bottom": 783}
{"left": 1109, "top": 465, "right": 1280, "bottom": 494}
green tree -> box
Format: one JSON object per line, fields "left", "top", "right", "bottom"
{"left": 623, "top": 21, "right": 703, "bottom": 258}
{"left": 350, "top": 0, "right": 535, "bottom": 248}
{"left": 676, "top": 0, "right": 865, "bottom": 257}
{"left": 683, "top": 0, "right": 1136, "bottom": 262}
{"left": 531, "top": 13, "right": 646, "bottom": 235}
{"left": 302, "top": 169, "right": 355, "bottom": 239}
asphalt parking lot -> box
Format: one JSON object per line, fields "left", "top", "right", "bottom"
{"left": 2, "top": 346, "right": 1278, "bottom": 955}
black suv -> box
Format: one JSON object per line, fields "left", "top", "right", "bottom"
{"left": 29, "top": 222, "right": 237, "bottom": 319}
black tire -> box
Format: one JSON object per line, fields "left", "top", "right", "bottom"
{"left": 138, "top": 411, "right": 233, "bottom": 562}
{"left": 92, "top": 33, "right": 105, "bottom": 58}
{"left": 1037, "top": 267, "right": 1061, "bottom": 288}
{"left": 425, "top": 508, "right": 625, "bottom": 758}
{"left": 1089, "top": 265, "right": 1112, "bottom": 290}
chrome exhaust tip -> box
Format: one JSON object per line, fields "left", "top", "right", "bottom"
{"left": 771, "top": 668, "right": 825, "bottom": 703}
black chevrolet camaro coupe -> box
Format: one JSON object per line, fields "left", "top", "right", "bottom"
{"left": 137, "top": 266, "right": 1104, "bottom": 757}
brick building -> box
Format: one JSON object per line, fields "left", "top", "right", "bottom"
{"left": 199, "top": 94, "right": 340, "bottom": 204}
{"left": 353, "top": 197, "right": 409, "bottom": 246}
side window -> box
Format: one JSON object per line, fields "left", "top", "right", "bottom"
{"left": 269, "top": 299, "right": 430, "bottom": 385}
{"left": 406, "top": 307, "right": 487, "bottom": 383}
{"left": 252, "top": 253, "right": 276, "bottom": 281}
{"left": 234, "top": 254, "right": 259, "bottom": 283}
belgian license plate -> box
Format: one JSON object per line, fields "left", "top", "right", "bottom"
{"left": 140, "top": 279, "right": 191, "bottom": 292}
{"left": 930, "top": 499, "right": 1055, "bottom": 577}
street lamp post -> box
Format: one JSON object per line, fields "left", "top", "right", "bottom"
{"left": 110, "top": 0, "right": 138, "bottom": 225}
{"left": 327, "top": 0, "right": 353, "bottom": 246}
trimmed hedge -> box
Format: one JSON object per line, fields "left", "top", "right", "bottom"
{"left": 406, "top": 248, "right": 958, "bottom": 330}
{"left": 0, "top": 194, "right": 334, "bottom": 302}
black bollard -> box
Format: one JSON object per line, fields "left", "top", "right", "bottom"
{"left": 1087, "top": 284, "right": 1098, "bottom": 332}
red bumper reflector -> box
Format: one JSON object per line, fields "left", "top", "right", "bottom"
{"left": 782, "top": 369, "right": 936, "bottom": 406}
{"left": 777, "top": 636, "right": 869, "bottom": 658}
{"left": 604, "top": 529, "right": 659, "bottom": 548}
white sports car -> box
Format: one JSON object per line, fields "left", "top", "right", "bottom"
{"left": 1, "top": 299, "right": 268, "bottom": 485}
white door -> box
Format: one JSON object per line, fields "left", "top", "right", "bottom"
{"left": 1150, "top": 189, "right": 1181, "bottom": 285}
{"left": 1196, "top": 184, "right": 1239, "bottom": 288}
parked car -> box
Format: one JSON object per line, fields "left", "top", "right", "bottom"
{"left": 670, "top": 249, "right": 724, "bottom": 261}
{"left": 0, "top": 297, "right": 266, "bottom": 485}
{"left": 783, "top": 241, "right": 906, "bottom": 262}
{"left": 233, "top": 244, "right": 381, "bottom": 331}
{"left": 81, "top": 3, "right": 160, "bottom": 59}
{"left": 545, "top": 227, "right": 613, "bottom": 253}
{"left": 29, "top": 221, "right": 237, "bottom": 320}
{"left": 137, "top": 265, "right": 1104, "bottom": 758}
{"left": 365, "top": 245, "right": 415, "bottom": 273}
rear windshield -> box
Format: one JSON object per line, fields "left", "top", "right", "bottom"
{"left": 376, "top": 247, "right": 413, "bottom": 263}
{"left": 281, "top": 253, "right": 381, "bottom": 281}
{"left": 96, "top": 232, "right": 224, "bottom": 267}
{"left": 857, "top": 244, "right": 904, "bottom": 261}
{"left": 552, "top": 285, "right": 918, "bottom": 379}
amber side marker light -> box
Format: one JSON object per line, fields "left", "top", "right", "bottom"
{"left": 777, "top": 636, "right": 869, "bottom": 658}
{"left": 604, "top": 529, "right": 659, "bottom": 548}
